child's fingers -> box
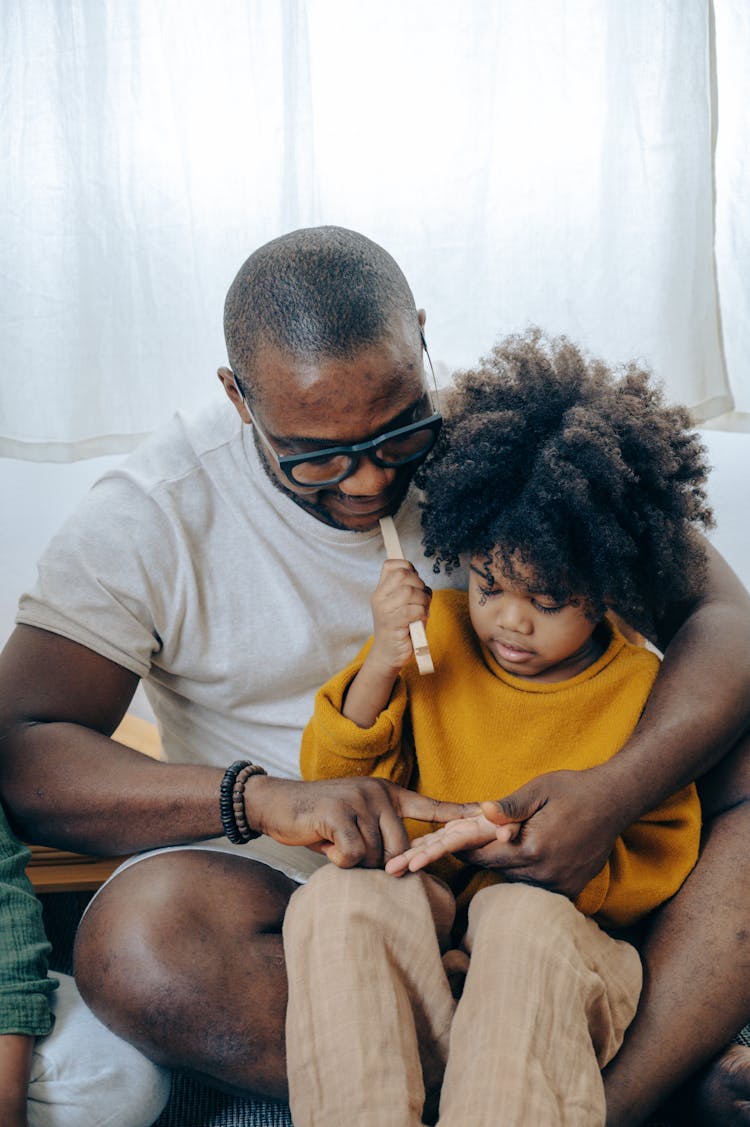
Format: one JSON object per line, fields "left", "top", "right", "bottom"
{"left": 385, "top": 814, "right": 507, "bottom": 876}
{"left": 378, "top": 558, "right": 420, "bottom": 581}
{"left": 373, "top": 567, "right": 432, "bottom": 629}
{"left": 479, "top": 801, "right": 523, "bottom": 840}
{"left": 385, "top": 821, "right": 479, "bottom": 873}
{"left": 378, "top": 560, "right": 432, "bottom": 596}
{"left": 384, "top": 853, "right": 411, "bottom": 876}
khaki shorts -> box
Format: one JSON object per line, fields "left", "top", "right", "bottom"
{"left": 89, "top": 833, "right": 328, "bottom": 909}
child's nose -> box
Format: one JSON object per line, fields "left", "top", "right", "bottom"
{"left": 498, "top": 596, "right": 533, "bottom": 634}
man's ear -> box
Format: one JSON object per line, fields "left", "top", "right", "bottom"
{"left": 217, "top": 366, "right": 252, "bottom": 423}
{"left": 417, "top": 308, "right": 427, "bottom": 329}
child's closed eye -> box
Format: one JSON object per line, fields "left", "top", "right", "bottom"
{"left": 532, "top": 600, "right": 567, "bottom": 614}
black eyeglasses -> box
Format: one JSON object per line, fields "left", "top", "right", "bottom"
{"left": 233, "top": 332, "right": 443, "bottom": 488}
{"left": 252, "top": 410, "right": 443, "bottom": 487}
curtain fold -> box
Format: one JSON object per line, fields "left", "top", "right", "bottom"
{"left": 714, "top": 0, "right": 750, "bottom": 420}
{"left": 1, "top": 0, "right": 744, "bottom": 461}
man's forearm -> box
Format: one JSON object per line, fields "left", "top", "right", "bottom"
{"left": 601, "top": 548, "right": 750, "bottom": 829}
{"left": 1, "top": 721, "right": 225, "bottom": 854}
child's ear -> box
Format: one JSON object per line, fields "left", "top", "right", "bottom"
{"left": 606, "top": 608, "right": 646, "bottom": 647}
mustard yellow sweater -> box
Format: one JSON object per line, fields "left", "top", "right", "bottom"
{"left": 301, "top": 589, "right": 701, "bottom": 929}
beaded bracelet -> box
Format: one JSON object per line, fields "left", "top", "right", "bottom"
{"left": 219, "top": 759, "right": 267, "bottom": 844}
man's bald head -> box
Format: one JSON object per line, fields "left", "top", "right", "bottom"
{"left": 224, "top": 226, "right": 420, "bottom": 402}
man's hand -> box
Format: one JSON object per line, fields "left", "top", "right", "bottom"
{"left": 244, "top": 774, "right": 477, "bottom": 869}
{"left": 455, "top": 770, "right": 621, "bottom": 898}
{"left": 387, "top": 770, "right": 623, "bottom": 897}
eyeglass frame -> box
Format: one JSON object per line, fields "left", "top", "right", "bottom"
{"left": 232, "top": 330, "right": 443, "bottom": 489}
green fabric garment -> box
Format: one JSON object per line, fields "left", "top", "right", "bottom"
{"left": 0, "top": 802, "right": 57, "bottom": 1036}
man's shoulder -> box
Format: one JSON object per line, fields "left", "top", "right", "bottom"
{"left": 113, "top": 399, "right": 242, "bottom": 497}
{"left": 28, "top": 398, "right": 247, "bottom": 574}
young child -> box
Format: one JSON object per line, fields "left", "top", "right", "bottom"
{"left": 0, "top": 800, "right": 170, "bottom": 1127}
{"left": 282, "top": 329, "right": 713, "bottom": 1127}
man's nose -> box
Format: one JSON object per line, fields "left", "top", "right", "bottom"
{"left": 338, "top": 455, "right": 397, "bottom": 495}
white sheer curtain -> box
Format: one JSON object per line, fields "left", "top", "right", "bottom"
{"left": 714, "top": 0, "right": 750, "bottom": 426}
{"left": 1, "top": 0, "right": 747, "bottom": 461}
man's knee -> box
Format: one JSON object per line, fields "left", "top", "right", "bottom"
{"left": 75, "top": 850, "right": 296, "bottom": 1026}
{"left": 75, "top": 856, "right": 194, "bottom": 1013}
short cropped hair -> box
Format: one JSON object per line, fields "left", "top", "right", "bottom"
{"left": 224, "top": 226, "right": 419, "bottom": 401}
{"left": 416, "top": 328, "right": 714, "bottom": 636}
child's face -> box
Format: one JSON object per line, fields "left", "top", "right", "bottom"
{"left": 468, "top": 552, "right": 603, "bottom": 683}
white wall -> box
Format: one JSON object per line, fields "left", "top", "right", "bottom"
{"left": 1, "top": 429, "right": 748, "bottom": 714}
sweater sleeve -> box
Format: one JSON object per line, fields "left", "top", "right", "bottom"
{"left": 575, "top": 782, "right": 702, "bottom": 929}
{"left": 0, "top": 807, "right": 57, "bottom": 1037}
{"left": 300, "top": 642, "right": 414, "bottom": 788}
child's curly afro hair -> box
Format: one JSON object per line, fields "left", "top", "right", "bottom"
{"left": 415, "top": 328, "right": 714, "bottom": 636}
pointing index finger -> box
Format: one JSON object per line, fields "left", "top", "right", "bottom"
{"left": 394, "top": 790, "right": 480, "bottom": 824}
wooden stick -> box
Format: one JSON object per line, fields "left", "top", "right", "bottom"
{"left": 379, "top": 516, "right": 435, "bottom": 675}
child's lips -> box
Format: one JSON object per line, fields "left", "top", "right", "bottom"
{"left": 492, "top": 639, "right": 535, "bottom": 662}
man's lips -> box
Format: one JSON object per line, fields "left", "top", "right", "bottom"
{"left": 331, "top": 495, "right": 390, "bottom": 513}
{"left": 327, "top": 487, "right": 400, "bottom": 516}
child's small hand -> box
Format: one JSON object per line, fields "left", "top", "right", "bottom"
{"left": 385, "top": 811, "right": 521, "bottom": 875}
{"left": 368, "top": 559, "right": 432, "bottom": 674}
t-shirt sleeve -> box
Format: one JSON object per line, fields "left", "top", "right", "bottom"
{"left": 0, "top": 807, "right": 56, "bottom": 1037}
{"left": 300, "top": 639, "right": 413, "bottom": 787}
{"left": 16, "top": 471, "right": 178, "bottom": 678}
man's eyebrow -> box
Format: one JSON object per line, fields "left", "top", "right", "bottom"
{"left": 269, "top": 393, "right": 430, "bottom": 449}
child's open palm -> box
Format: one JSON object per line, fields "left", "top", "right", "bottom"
{"left": 385, "top": 803, "right": 521, "bottom": 875}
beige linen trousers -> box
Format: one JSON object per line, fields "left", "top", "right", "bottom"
{"left": 283, "top": 864, "right": 642, "bottom": 1127}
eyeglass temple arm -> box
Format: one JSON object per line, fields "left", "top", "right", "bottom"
{"left": 379, "top": 516, "right": 435, "bottom": 676}
{"left": 420, "top": 330, "right": 441, "bottom": 413}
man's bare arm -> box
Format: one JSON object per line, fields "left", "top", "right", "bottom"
{"left": 0, "top": 625, "right": 225, "bottom": 853}
{"left": 618, "top": 539, "right": 750, "bottom": 794}
{"left": 459, "top": 539, "right": 750, "bottom": 896}
{"left": 0, "top": 625, "right": 471, "bottom": 862}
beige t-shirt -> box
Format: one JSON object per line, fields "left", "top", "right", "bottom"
{"left": 18, "top": 399, "right": 464, "bottom": 782}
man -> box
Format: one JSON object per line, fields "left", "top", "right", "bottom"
{"left": 0, "top": 227, "right": 748, "bottom": 1126}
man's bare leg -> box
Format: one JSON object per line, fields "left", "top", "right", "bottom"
{"left": 687, "top": 1045, "right": 750, "bottom": 1125}
{"left": 603, "top": 732, "right": 750, "bottom": 1127}
{"left": 74, "top": 849, "right": 296, "bottom": 1098}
